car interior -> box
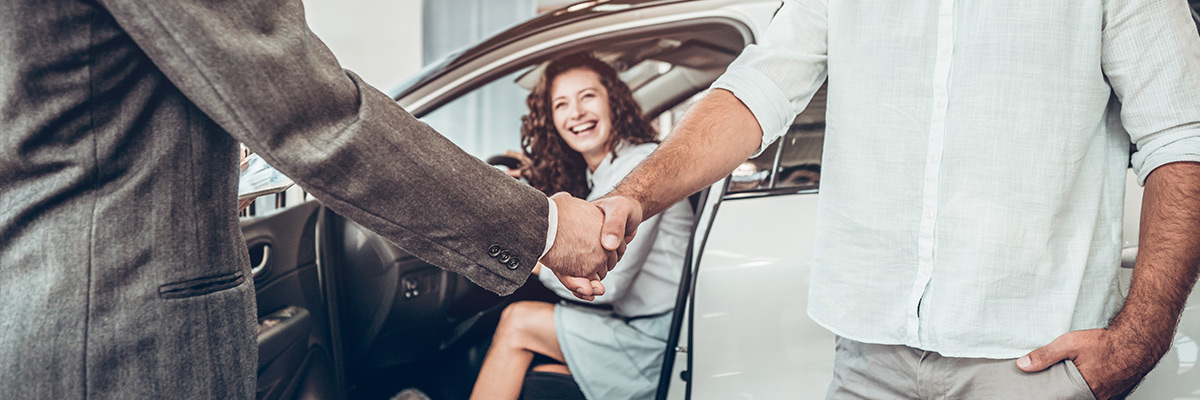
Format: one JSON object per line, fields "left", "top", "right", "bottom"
{"left": 243, "top": 2, "right": 1200, "bottom": 399}
{"left": 241, "top": 17, "right": 755, "bottom": 400}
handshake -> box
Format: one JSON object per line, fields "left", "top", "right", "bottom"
{"left": 538, "top": 192, "right": 644, "bottom": 301}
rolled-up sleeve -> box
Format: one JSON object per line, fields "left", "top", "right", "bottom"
{"left": 710, "top": 0, "right": 829, "bottom": 157}
{"left": 1102, "top": 0, "right": 1200, "bottom": 185}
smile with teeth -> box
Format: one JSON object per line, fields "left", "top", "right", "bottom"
{"left": 570, "top": 122, "right": 596, "bottom": 134}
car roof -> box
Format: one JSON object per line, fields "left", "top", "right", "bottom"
{"left": 390, "top": 0, "right": 691, "bottom": 99}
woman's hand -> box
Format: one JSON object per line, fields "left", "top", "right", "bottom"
{"left": 531, "top": 262, "right": 543, "bottom": 276}
{"left": 503, "top": 150, "right": 531, "bottom": 179}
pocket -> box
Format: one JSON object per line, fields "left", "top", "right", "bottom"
{"left": 1063, "top": 360, "right": 1098, "bottom": 400}
{"left": 158, "top": 271, "right": 246, "bottom": 299}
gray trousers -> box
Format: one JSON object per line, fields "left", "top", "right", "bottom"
{"left": 827, "top": 337, "right": 1096, "bottom": 399}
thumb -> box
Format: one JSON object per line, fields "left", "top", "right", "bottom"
{"left": 599, "top": 207, "right": 628, "bottom": 251}
{"left": 596, "top": 197, "right": 641, "bottom": 251}
{"left": 1018, "top": 334, "right": 1075, "bottom": 372}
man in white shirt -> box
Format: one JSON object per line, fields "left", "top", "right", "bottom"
{"left": 591, "top": 0, "right": 1200, "bottom": 398}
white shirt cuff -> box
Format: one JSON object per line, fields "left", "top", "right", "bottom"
{"left": 541, "top": 196, "right": 558, "bottom": 258}
{"left": 711, "top": 65, "right": 797, "bottom": 158}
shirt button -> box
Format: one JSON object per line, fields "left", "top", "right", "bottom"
{"left": 928, "top": 154, "right": 940, "bottom": 163}
{"left": 934, "top": 99, "right": 947, "bottom": 111}
{"left": 925, "top": 210, "right": 937, "bottom": 219}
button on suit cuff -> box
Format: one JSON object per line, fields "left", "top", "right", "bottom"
{"left": 542, "top": 197, "right": 558, "bottom": 258}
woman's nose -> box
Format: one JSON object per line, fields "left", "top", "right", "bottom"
{"left": 569, "top": 102, "right": 586, "bottom": 119}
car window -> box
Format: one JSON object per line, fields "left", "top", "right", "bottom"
{"left": 727, "top": 82, "right": 827, "bottom": 195}
{"left": 420, "top": 68, "right": 531, "bottom": 158}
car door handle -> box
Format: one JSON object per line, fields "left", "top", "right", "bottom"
{"left": 1121, "top": 246, "right": 1137, "bottom": 269}
{"left": 249, "top": 242, "right": 272, "bottom": 278}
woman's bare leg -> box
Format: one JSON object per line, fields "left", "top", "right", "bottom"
{"left": 470, "top": 301, "right": 565, "bottom": 400}
{"left": 531, "top": 363, "right": 570, "bottom": 375}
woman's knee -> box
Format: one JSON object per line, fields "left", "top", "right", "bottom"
{"left": 495, "top": 301, "right": 546, "bottom": 342}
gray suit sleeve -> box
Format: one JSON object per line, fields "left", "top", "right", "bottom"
{"left": 97, "top": 0, "right": 544, "bottom": 295}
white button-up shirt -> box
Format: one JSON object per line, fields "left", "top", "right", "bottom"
{"left": 713, "top": 0, "right": 1200, "bottom": 358}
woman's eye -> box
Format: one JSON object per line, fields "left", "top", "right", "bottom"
{"left": 553, "top": 102, "right": 566, "bottom": 110}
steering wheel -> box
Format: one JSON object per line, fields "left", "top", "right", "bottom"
{"left": 486, "top": 154, "right": 523, "bottom": 170}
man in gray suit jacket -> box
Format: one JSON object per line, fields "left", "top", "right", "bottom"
{"left": 0, "top": 0, "right": 616, "bottom": 398}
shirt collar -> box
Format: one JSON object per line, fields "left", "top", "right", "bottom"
{"left": 585, "top": 141, "right": 626, "bottom": 188}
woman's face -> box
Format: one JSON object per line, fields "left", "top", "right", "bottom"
{"left": 550, "top": 67, "right": 613, "bottom": 168}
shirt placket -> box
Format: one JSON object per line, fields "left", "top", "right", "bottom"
{"left": 907, "top": 0, "right": 954, "bottom": 347}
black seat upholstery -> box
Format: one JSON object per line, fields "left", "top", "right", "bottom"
{"left": 519, "top": 371, "right": 586, "bottom": 400}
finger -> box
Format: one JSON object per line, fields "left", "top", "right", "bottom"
{"left": 587, "top": 273, "right": 605, "bottom": 296}
{"left": 598, "top": 205, "right": 628, "bottom": 251}
{"left": 590, "top": 280, "right": 605, "bottom": 297}
{"left": 1018, "top": 332, "right": 1079, "bottom": 372}
{"left": 557, "top": 272, "right": 593, "bottom": 298}
{"left": 567, "top": 274, "right": 597, "bottom": 301}
{"left": 606, "top": 248, "right": 619, "bottom": 272}
{"left": 614, "top": 239, "right": 628, "bottom": 265}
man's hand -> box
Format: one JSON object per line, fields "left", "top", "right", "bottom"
{"left": 1017, "top": 327, "right": 1164, "bottom": 399}
{"left": 532, "top": 262, "right": 606, "bottom": 302}
{"left": 593, "top": 195, "right": 644, "bottom": 254}
{"left": 550, "top": 269, "right": 604, "bottom": 302}
{"left": 540, "top": 192, "right": 616, "bottom": 300}
{"left": 1022, "top": 162, "right": 1200, "bottom": 399}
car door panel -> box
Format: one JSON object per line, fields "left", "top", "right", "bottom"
{"left": 242, "top": 200, "right": 342, "bottom": 400}
{"left": 688, "top": 193, "right": 831, "bottom": 399}
{"left": 330, "top": 213, "right": 498, "bottom": 372}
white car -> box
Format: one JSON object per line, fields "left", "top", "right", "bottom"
{"left": 243, "top": 1, "right": 1200, "bottom": 398}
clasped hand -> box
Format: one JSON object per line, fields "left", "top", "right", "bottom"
{"left": 539, "top": 193, "right": 643, "bottom": 301}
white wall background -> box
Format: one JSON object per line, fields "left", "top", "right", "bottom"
{"left": 302, "top": 0, "right": 425, "bottom": 91}
{"left": 299, "top": 0, "right": 576, "bottom": 90}
{"left": 244, "top": 0, "right": 423, "bottom": 217}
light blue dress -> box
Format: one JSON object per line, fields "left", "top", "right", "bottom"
{"left": 537, "top": 141, "right": 694, "bottom": 399}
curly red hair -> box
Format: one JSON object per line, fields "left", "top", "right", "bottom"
{"left": 519, "top": 53, "right": 659, "bottom": 198}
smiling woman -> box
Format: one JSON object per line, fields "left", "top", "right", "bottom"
{"left": 517, "top": 53, "right": 660, "bottom": 199}
{"left": 469, "top": 52, "right": 694, "bottom": 400}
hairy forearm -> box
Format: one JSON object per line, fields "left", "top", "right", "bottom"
{"left": 1109, "top": 161, "right": 1200, "bottom": 360}
{"left": 608, "top": 89, "right": 764, "bottom": 218}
